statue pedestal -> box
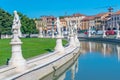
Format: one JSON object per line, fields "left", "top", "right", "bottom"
{"left": 38, "top": 33, "right": 43, "bottom": 38}
{"left": 38, "top": 28, "right": 43, "bottom": 38}
{"left": 74, "top": 35, "right": 80, "bottom": 47}
{"left": 9, "top": 30, "right": 26, "bottom": 72}
{"left": 52, "top": 33, "right": 55, "bottom": 38}
{"left": 116, "top": 31, "right": 120, "bottom": 39}
{"left": 54, "top": 36, "right": 64, "bottom": 53}
{"left": 69, "top": 35, "right": 76, "bottom": 47}
{"left": 88, "top": 31, "right": 91, "bottom": 37}
{"left": 103, "top": 31, "right": 106, "bottom": 38}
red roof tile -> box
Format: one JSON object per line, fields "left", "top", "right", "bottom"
{"left": 116, "top": 11, "right": 120, "bottom": 15}
{"left": 95, "top": 13, "right": 107, "bottom": 18}
{"left": 72, "top": 13, "right": 85, "bottom": 17}
{"left": 82, "top": 16, "right": 95, "bottom": 21}
{"left": 60, "top": 19, "right": 66, "bottom": 22}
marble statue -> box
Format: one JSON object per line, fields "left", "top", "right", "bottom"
{"left": 74, "top": 23, "right": 77, "bottom": 34}
{"left": 12, "top": 11, "right": 22, "bottom": 37}
{"left": 69, "top": 22, "right": 74, "bottom": 35}
{"left": 55, "top": 17, "right": 61, "bottom": 36}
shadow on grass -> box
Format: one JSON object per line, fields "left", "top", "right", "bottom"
{"left": 45, "top": 48, "right": 54, "bottom": 52}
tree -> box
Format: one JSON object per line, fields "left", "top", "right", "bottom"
{"left": 0, "top": 9, "right": 38, "bottom": 39}
{"left": 18, "top": 13, "right": 38, "bottom": 37}
{"left": 0, "top": 8, "right": 13, "bottom": 39}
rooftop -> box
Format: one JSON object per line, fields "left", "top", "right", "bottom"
{"left": 116, "top": 10, "right": 120, "bottom": 15}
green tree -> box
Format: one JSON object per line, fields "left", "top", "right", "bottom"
{"left": 18, "top": 13, "right": 38, "bottom": 37}
{"left": 0, "top": 8, "right": 13, "bottom": 39}
{"left": 0, "top": 9, "right": 38, "bottom": 39}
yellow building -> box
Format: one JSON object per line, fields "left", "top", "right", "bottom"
{"left": 64, "top": 13, "right": 85, "bottom": 29}
{"left": 81, "top": 13, "right": 110, "bottom": 30}
{"left": 94, "top": 12, "right": 110, "bottom": 29}
{"left": 81, "top": 16, "right": 95, "bottom": 30}
{"left": 60, "top": 19, "right": 67, "bottom": 28}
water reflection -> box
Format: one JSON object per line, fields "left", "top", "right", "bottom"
{"left": 57, "top": 59, "right": 79, "bottom": 80}
{"left": 42, "top": 41, "right": 120, "bottom": 80}
{"left": 40, "top": 52, "right": 80, "bottom": 80}
{"left": 64, "top": 41, "right": 120, "bottom": 80}
{"left": 80, "top": 41, "right": 120, "bottom": 60}
{"left": 117, "top": 45, "right": 120, "bottom": 61}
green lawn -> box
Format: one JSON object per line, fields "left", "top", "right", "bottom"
{"left": 0, "top": 38, "right": 67, "bottom": 66}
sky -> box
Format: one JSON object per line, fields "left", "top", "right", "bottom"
{"left": 0, "top": 0, "right": 120, "bottom": 18}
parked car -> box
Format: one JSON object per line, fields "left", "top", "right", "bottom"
{"left": 91, "top": 30, "right": 96, "bottom": 35}
{"left": 84, "top": 31, "right": 88, "bottom": 35}
{"left": 112, "top": 28, "right": 117, "bottom": 34}
{"left": 105, "top": 30, "right": 116, "bottom": 35}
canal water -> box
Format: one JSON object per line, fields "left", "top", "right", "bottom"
{"left": 41, "top": 41, "right": 120, "bottom": 80}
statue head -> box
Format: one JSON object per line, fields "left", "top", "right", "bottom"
{"left": 57, "top": 17, "right": 60, "bottom": 22}
{"left": 14, "top": 10, "right": 17, "bottom": 15}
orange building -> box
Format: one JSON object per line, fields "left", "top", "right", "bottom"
{"left": 40, "top": 16, "right": 57, "bottom": 30}
{"left": 60, "top": 18, "right": 67, "bottom": 31}
{"left": 81, "top": 16, "right": 95, "bottom": 30}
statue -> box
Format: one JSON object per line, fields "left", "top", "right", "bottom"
{"left": 12, "top": 11, "right": 22, "bottom": 37}
{"left": 55, "top": 17, "right": 62, "bottom": 37}
{"left": 69, "top": 22, "right": 74, "bottom": 35}
{"left": 74, "top": 23, "right": 77, "bottom": 34}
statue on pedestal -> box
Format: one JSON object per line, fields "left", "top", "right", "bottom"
{"left": 9, "top": 11, "right": 26, "bottom": 72}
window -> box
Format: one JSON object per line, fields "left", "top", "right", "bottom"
{"left": 117, "top": 17, "right": 119, "bottom": 20}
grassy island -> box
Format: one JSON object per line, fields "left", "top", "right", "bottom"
{"left": 0, "top": 38, "right": 67, "bottom": 66}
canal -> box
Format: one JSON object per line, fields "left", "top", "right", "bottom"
{"left": 41, "top": 41, "right": 120, "bottom": 80}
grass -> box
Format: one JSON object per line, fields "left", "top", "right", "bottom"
{"left": 0, "top": 38, "right": 67, "bottom": 66}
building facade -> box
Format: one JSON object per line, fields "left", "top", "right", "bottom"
{"left": 64, "top": 13, "right": 85, "bottom": 29}
{"left": 81, "top": 16, "right": 95, "bottom": 30}
{"left": 94, "top": 12, "right": 110, "bottom": 30}
{"left": 107, "top": 11, "right": 120, "bottom": 29}
{"left": 60, "top": 18, "right": 67, "bottom": 31}
{"left": 40, "top": 16, "right": 57, "bottom": 30}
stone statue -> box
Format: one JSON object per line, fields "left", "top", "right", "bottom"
{"left": 74, "top": 24, "right": 77, "bottom": 34}
{"left": 55, "top": 17, "right": 61, "bottom": 36}
{"left": 12, "top": 11, "right": 22, "bottom": 37}
{"left": 69, "top": 22, "right": 74, "bottom": 35}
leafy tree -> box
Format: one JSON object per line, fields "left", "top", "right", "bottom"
{"left": 18, "top": 12, "right": 38, "bottom": 37}
{"left": 0, "top": 8, "right": 13, "bottom": 39}
{"left": 0, "top": 9, "right": 38, "bottom": 39}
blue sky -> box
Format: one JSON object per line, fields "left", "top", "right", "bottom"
{"left": 0, "top": 0, "right": 120, "bottom": 18}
